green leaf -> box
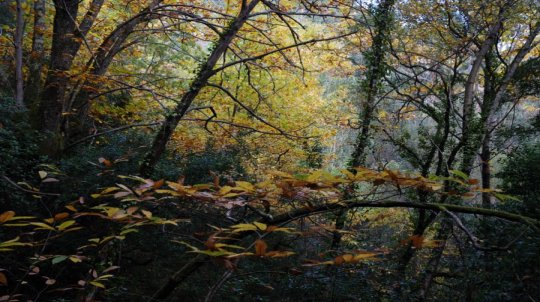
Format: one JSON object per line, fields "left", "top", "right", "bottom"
{"left": 449, "top": 170, "right": 468, "bottom": 180}
{"left": 52, "top": 255, "right": 68, "bottom": 265}
{"left": 493, "top": 193, "right": 521, "bottom": 202}
{"left": 193, "top": 250, "right": 233, "bottom": 257}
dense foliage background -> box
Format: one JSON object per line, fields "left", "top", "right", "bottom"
{"left": 0, "top": 0, "right": 539, "bottom": 301}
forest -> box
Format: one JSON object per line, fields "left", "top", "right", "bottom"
{"left": 0, "top": 0, "right": 539, "bottom": 301}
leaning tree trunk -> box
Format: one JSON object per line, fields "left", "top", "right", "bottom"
{"left": 65, "top": 0, "right": 162, "bottom": 143}
{"left": 139, "top": 0, "right": 262, "bottom": 177}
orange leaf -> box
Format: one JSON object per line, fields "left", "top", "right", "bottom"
{"left": 254, "top": 239, "right": 267, "bottom": 256}
{"left": 266, "top": 225, "right": 278, "bottom": 232}
{"left": 342, "top": 254, "right": 354, "bottom": 263}
{"left": 126, "top": 206, "right": 138, "bottom": 215}
{"left": 0, "top": 272, "right": 7, "bottom": 286}
{"left": 373, "top": 178, "right": 385, "bottom": 186}
{"left": 98, "top": 157, "right": 112, "bottom": 167}
{"left": 210, "top": 171, "right": 220, "bottom": 187}
{"left": 410, "top": 235, "right": 424, "bottom": 248}
{"left": 0, "top": 211, "right": 15, "bottom": 224}
{"left": 153, "top": 179, "right": 164, "bottom": 189}
{"left": 54, "top": 212, "right": 69, "bottom": 221}
{"left": 467, "top": 179, "right": 479, "bottom": 185}
{"left": 205, "top": 237, "right": 217, "bottom": 250}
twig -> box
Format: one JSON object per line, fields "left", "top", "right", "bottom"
{"left": 1, "top": 175, "right": 60, "bottom": 196}
{"left": 64, "top": 121, "right": 163, "bottom": 150}
{"left": 442, "top": 207, "right": 526, "bottom": 251}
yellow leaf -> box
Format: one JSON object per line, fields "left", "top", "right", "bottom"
{"left": 69, "top": 256, "right": 82, "bottom": 263}
{"left": 230, "top": 223, "right": 258, "bottom": 232}
{"left": 340, "top": 169, "right": 355, "bottom": 180}
{"left": 141, "top": 210, "right": 152, "bottom": 219}
{"left": 253, "top": 222, "right": 267, "bottom": 231}
{"left": 57, "top": 220, "right": 76, "bottom": 231}
{"left": 65, "top": 205, "right": 77, "bottom": 212}
{"left": 219, "top": 186, "right": 233, "bottom": 195}
{"left": 89, "top": 281, "right": 105, "bottom": 288}
{"left": 306, "top": 170, "right": 323, "bottom": 182}
{"left": 236, "top": 181, "right": 254, "bottom": 191}
{"left": 222, "top": 192, "right": 241, "bottom": 198}
{"left": 30, "top": 222, "right": 56, "bottom": 231}
{"left": 353, "top": 253, "right": 377, "bottom": 261}
{"left": 105, "top": 208, "right": 120, "bottom": 217}
{"left": 100, "top": 187, "right": 120, "bottom": 194}
{"left": 269, "top": 170, "right": 294, "bottom": 179}
{"left": 38, "top": 171, "right": 47, "bottom": 179}
{"left": 265, "top": 251, "right": 295, "bottom": 258}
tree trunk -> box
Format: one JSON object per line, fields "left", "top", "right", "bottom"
{"left": 139, "top": 0, "right": 262, "bottom": 177}
{"left": 38, "top": 0, "right": 79, "bottom": 153}
{"left": 459, "top": 15, "right": 505, "bottom": 175}
{"left": 479, "top": 22, "right": 539, "bottom": 207}
{"left": 66, "top": 0, "right": 162, "bottom": 142}
{"left": 25, "top": 0, "right": 46, "bottom": 114}
{"left": 331, "top": 0, "right": 395, "bottom": 249}
{"left": 14, "top": 0, "right": 24, "bottom": 108}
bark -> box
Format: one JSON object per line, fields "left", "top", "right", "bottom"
{"left": 139, "top": 0, "right": 262, "bottom": 177}
{"left": 37, "top": 0, "right": 162, "bottom": 150}
{"left": 38, "top": 0, "right": 80, "bottom": 152}
{"left": 418, "top": 219, "right": 453, "bottom": 300}
{"left": 66, "top": 0, "right": 162, "bottom": 141}
{"left": 350, "top": 0, "right": 395, "bottom": 168}
{"left": 479, "top": 49, "right": 498, "bottom": 208}
{"left": 14, "top": 0, "right": 24, "bottom": 108}
{"left": 459, "top": 12, "right": 506, "bottom": 175}
{"left": 25, "top": 0, "right": 46, "bottom": 112}
{"left": 479, "top": 22, "right": 539, "bottom": 207}
{"left": 331, "top": 0, "right": 395, "bottom": 249}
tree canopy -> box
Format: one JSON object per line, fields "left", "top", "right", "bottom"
{"left": 0, "top": 0, "right": 539, "bottom": 301}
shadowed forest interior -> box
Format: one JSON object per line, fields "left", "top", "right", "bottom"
{"left": 0, "top": 0, "right": 540, "bottom": 301}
